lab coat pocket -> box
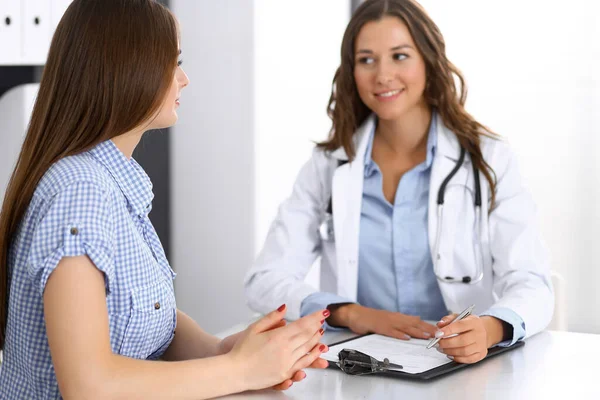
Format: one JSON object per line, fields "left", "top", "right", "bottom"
{"left": 442, "top": 181, "right": 478, "bottom": 279}
{"left": 119, "top": 279, "right": 177, "bottom": 359}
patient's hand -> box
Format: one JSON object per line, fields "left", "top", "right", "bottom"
{"left": 217, "top": 309, "right": 329, "bottom": 391}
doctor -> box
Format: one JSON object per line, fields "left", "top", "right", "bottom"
{"left": 245, "top": 0, "right": 554, "bottom": 364}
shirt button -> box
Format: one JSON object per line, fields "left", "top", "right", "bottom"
{"left": 154, "top": 302, "right": 161, "bottom": 310}
{"left": 70, "top": 227, "right": 79, "bottom": 235}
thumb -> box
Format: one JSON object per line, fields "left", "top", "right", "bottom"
{"left": 251, "top": 304, "right": 287, "bottom": 333}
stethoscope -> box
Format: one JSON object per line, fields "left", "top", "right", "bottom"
{"left": 318, "top": 146, "right": 484, "bottom": 285}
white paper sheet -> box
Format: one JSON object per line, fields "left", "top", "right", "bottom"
{"left": 322, "top": 334, "right": 453, "bottom": 374}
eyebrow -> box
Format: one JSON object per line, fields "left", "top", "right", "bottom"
{"left": 356, "top": 44, "right": 413, "bottom": 55}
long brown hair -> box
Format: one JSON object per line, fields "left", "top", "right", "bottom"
{"left": 319, "top": 0, "right": 497, "bottom": 204}
{"left": 0, "top": 0, "right": 179, "bottom": 349}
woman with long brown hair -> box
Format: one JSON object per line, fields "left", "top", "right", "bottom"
{"left": 0, "top": 0, "right": 330, "bottom": 398}
{"left": 246, "top": 0, "right": 553, "bottom": 365}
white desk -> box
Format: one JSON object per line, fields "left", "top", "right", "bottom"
{"left": 215, "top": 324, "right": 600, "bottom": 399}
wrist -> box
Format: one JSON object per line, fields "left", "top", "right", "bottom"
{"left": 223, "top": 352, "right": 251, "bottom": 392}
{"left": 481, "top": 316, "right": 506, "bottom": 348}
{"left": 328, "top": 303, "right": 361, "bottom": 328}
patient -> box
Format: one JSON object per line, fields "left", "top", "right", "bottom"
{"left": 0, "top": 1, "right": 329, "bottom": 398}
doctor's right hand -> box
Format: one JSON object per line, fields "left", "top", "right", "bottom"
{"left": 329, "top": 304, "right": 437, "bottom": 340}
{"left": 227, "top": 305, "right": 330, "bottom": 391}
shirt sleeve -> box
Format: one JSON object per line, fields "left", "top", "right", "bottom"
{"left": 26, "top": 181, "right": 117, "bottom": 296}
{"left": 301, "top": 292, "right": 354, "bottom": 331}
{"left": 479, "top": 307, "right": 526, "bottom": 347}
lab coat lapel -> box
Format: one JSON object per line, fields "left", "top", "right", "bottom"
{"left": 332, "top": 116, "right": 374, "bottom": 301}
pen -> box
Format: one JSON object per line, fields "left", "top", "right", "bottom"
{"left": 426, "top": 304, "right": 475, "bottom": 349}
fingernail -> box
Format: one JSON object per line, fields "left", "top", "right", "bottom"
{"left": 277, "top": 304, "right": 286, "bottom": 312}
{"left": 319, "top": 344, "right": 326, "bottom": 352}
{"left": 423, "top": 332, "right": 431, "bottom": 338}
{"left": 319, "top": 328, "right": 324, "bottom": 335}
{"left": 438, "top": 319, "right": 445, "bottom": 324}
{"left": 301, "top": 371, "right": 307, "bottom": 379}
{"left": 403, "top": 334, "right": 410, "bottom": 340}
{"left": 320, "top": 319, "right": 325, "bottom": 324}
{"left": 323, "top": 310, "right": 331, "bottom": 318}
{"left": 435, "top": 331, "right": 444, "bottom": 338}
{"left": 447, "top": 355, "right": 454, "bottom": 361}
{"left": 288, "top": 382, "right": 293, "bottom": 388}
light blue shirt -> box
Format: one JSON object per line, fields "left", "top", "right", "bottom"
{"left": 301, "top": 112, "right": 525, "bottom": 347}
{"left": 0, "top": 140, "right": 177, "bottom": 399}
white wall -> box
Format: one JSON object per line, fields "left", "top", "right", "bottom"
{"left": 171, "top": 0, "right": 256, "bottom": 334}
{"left": 419, "top": 0, "right": 600, "bottom": 333}
{"left": 254, "top": 0, "right": 350, "bottom": 286}
{"left": 171, "top": 0, "right": 350, "bottom": 334}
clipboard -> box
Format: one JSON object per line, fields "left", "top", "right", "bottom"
{"left": 326, "top": 334, "right": 525, "bottom": 381}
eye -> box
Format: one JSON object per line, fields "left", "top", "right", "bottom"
{"left": 393, "top": 53, "right": 408, "bottom": 61}
{"left": 357, "top": 57, "right": 374, "bottom": 65}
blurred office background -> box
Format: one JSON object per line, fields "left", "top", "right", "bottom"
{"left": 0, "top": 0, "right": 599, "bottom": 335}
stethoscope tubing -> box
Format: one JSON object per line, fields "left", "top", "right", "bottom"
{"left": 320, "top": 146, "right": 484, "bottom": 284}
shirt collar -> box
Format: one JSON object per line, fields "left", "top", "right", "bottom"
{"left": 364, "top": 110, "right": 438, "bottom": 177}
{"left": 88, "top": 139, "right": 154, "bottom": 216}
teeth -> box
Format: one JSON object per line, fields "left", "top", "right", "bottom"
{"left": 378, "top": 89, "right": 401, "bottom": 97}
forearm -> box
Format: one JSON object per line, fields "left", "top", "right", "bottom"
{"left": 99, "top": 353, "right": 246, "bottom": 400}
{"left": 162, "top": 310, "right": 221, "bottom": 361}
{"left": 491, "top": 277, "right": 553, "bottom": 337}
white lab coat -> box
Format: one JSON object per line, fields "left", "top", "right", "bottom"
{"left": 245, "top": 114, "right": 554, "bottom": 338}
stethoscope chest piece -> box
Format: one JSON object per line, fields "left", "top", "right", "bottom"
{"left": 319, "top": 212, "right": 335, "bottom": 241}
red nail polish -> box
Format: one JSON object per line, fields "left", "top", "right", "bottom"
{"left": 319, "top": 328, "right": 324, "bottom": 335}
{"left": 323, "top": 310, "right": 331, "bottom": 318}
{"left": 320, "top": 319, "right": 325, "bottom": 324}
{"left": 277, "top": 304, "right": 286, "bottom": 312}
{"left": 319, "top": 344, "right": 326, "bottom": 352}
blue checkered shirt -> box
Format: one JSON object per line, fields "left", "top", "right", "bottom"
{"left": 0, "top": 140, "right": 177, "bottom": 399}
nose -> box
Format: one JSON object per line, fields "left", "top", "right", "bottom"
{"left": 375, "top": 59, "right": 394, "bottom": 86}
{"left": 178, "top": 68, "right": 190, "bottom": 88}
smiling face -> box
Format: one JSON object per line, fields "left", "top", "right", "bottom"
{"left": 353, "top": 16, "right": 428, "bottom": 122}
